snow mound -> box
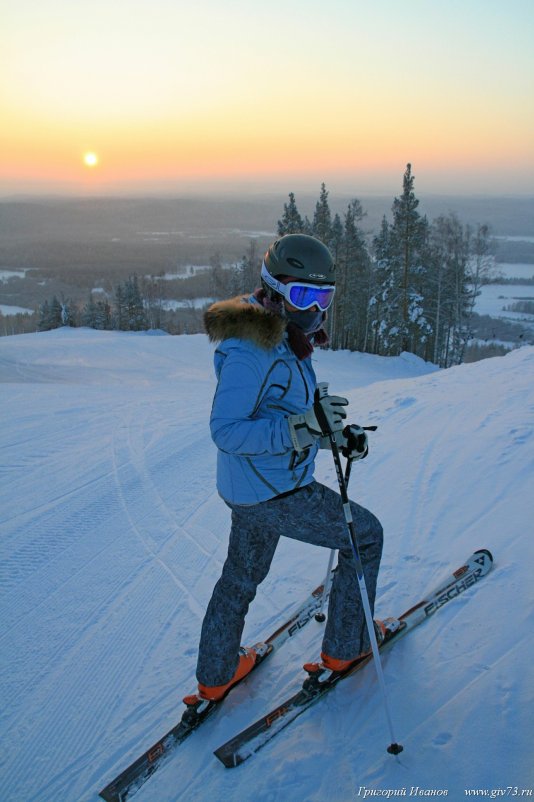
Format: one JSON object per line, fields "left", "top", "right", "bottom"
{"left": 1, "top": 330, "right": 532, "bottom": 801}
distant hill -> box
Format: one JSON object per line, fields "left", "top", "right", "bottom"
{"left": 1, "top": 193, "right": 533, "bottom": 242}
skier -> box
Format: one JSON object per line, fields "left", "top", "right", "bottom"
{"left": 192, "top": 234, "right": 384, "bottom": 702}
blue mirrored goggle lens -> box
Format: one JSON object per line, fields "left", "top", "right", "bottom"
{"left": 287, "top": 284, "right": 335, "bottom": 311}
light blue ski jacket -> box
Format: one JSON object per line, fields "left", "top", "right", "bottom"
{"left": 204, "top": 294, "right": 318, "bottom": 505}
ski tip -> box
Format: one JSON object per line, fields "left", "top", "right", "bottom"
{"left": 474, "top": 548, "right": 494, "bottom": 564}
{"left": 213, "top": 746, "right": 246, "bottom": 768}
{"left": 98, "top": 786, "right": 119, "bottom": 802}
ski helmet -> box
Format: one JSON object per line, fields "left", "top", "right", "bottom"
{"left": 262, "top": 234, "right": 335, "bottom": 286}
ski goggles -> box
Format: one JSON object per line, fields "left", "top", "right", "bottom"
{"left": 261, "top": 262, "right": 336, "bottom": 311}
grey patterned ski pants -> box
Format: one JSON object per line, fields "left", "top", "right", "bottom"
{"left": 196, "top": 480, "right": 383, "bottom": 686}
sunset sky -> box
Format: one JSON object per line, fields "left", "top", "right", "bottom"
{"left": 1, "top": 0, "right": 533, "bottom": 196}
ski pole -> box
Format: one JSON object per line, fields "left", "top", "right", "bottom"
{"left": 315, "top": 427, "right": 377, "bottom": 623}
{"left": 314, "top": 548, "right": 336, "bottom": 623}
{"left": 315, "top": 386, "right": 403, "bottom": 755}
{"left": 315, "top": 458, "right": 354, "bottom": 623}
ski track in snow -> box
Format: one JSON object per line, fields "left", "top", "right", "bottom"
{"left": 1, "top": 330, "right": 533, "bottom": 801}
{"left": 110, "top": 400, "right": 215, "bottom": 619}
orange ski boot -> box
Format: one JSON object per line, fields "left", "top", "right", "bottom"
{"left": 196, "top": 646, "right": 257, "bottom": 702}
{"left": 306, "top": 620, "right": 387, "bottom": 674}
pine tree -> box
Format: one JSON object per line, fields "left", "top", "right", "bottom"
{"left": 371, "top": 216, "right": 402, "bottom": 355}
{"left": 312, "top": 183, "right": 333, "bottom": 246}
{"left": 302, "top": 215, "right": 314, "bottom": 236}
{"left": 83, "top": 296, "right": 112, "bottom": 329}
{"left": 325, "top": 213, "right": 345, "bottom": 343}
{"left": 393, "top": 164, "right": 429, "bottom": 353}
{"left": 346, "top": 200, "right": 372, "bottom": 351}
{"left": 60, "top": 295, "right": 76, "bottom": 327}
{"left": 241, "top": 240, "right": 260, "bottom": 291}
{"left": 124, "top": 275, "right": 148, "bottom": 331}
{"left": 228, "top": 262, "right": 245, "bottom": 296}
{"left": 142, "top": 277, "right": 165, "bottom": 330}
{"left": 114, "top": 284, "right": 127, "bottom": 330}
{"left": 374, "top": 164, "right": 430, "bottom": 356}
{"left": 94, "top": 300, "right": 112, "bottom": 330}
{"left": 81, "top": 296, "right": 98, "bottom": 328}
{"left": 441, "top": 215, "right": 472, "bottom": 366}
{"left": 48, "top": 296, "right": 63, "bottom": 329}
{"left": 330, "top": 213, "right": 344, "bottom": 264}
{"left": 277, "top": 192, "right": 304, "bottom": 235}
{"left": 426, "top": 214, "right": 472, "bottom": 366}
{"left": 38, "top": 300, "right": 51, "bottom": 331}
{"left": 331, "top": 200, "right": 371, "bottom": 351}
{"left": 227, "top": 241, "right": 260, "bottom": 296}
{"left": 209, "top": 252, "right": 230, "bottom": 300}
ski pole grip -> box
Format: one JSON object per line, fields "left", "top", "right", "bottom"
{"left": 314, "top": 383, "right": 335, "bottom": 437}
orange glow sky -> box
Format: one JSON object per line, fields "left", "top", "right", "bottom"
{"left": 1, "top": 0, "right": 533, "bottom": 196}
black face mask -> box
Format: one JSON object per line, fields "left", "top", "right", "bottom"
{"left": 285, "top": 308, "right": 324, "bottom": 335}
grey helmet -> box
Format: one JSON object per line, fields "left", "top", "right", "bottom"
{"left": 262, "top": 234, "right": 335, "bottom": 290}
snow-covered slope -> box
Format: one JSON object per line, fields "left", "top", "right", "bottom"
{"left": 1, "top": 329, "right": 533, "bottom": 801}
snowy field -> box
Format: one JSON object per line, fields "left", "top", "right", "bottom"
{"left": 474, "top": 283, "right": 534, "bottom": 324}
{"left": 1, "top": 329, "right": 533, "bottom": 801}
{"left": 472, "top": 262, "right": 534, "bottom": 329}
{"left": 161, "top": 298, "right": 214, "bottom": 311}
{"left": 0, "top": 269, "right": 32, "bottom": 282}
{"left": 0, "top": 304, "right": 34, "bottom": 316}
{"left": 495, "top": 262, "right": 534, "bottom": 281}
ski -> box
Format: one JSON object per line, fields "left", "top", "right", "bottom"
{"left": 214, "top": 548, "right": 494, "bottom": 768}
{"left": 99, "top": 570, "right": 335, "bottom": 801}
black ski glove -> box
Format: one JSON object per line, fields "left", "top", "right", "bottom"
{"left": 340, "top": 424, "right": 369, "bottom": 461}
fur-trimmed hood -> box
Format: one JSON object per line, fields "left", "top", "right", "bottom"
{"left": 204, "top": 295, "right": 286, "bottom": 350}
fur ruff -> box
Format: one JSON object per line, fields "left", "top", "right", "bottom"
{"left": 204, "top": 295, "right": 286, "bottom": 350}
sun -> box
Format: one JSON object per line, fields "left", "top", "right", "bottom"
{"left": 83, "top": 152, "right": 99, "bottom": 168}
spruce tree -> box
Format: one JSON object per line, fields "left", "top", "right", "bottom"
{"left": 346, "top": 200, "right": 372, "bottom": 351}
{"left": 325, "top": 213, "right": 344, "bottom": 343}
{"left": 441, "top": 216, "right": 472, "bottom": 366}
{"left": 228, "top": 262, "right": 245, "bottom": 296}
{"left": 124, "top": 275, "right": 148, "bottom": 330}
{"left": 332, "top": 200, "right": 371, "bottom": 351}
{"left": 84, "top": 294, "right": 112, "bottom": 330}
{"left": 49, "top": 296, "right": 63, "bottom": 329}
{"left": 277, "top": 192, "right": 304, "bottom": 235}
{"left": 371, "top": 216, "right": 401, "bottom": 355}
{"left": 330, "top": 213, "right": 344, "bottom": 263}
{"left": 209, "top": 252, "right": 229, "bottom": 300}
{"left": 380, "top": 164, "right": 430, "bottom": 355}
{"left": 38, "top": 300, "right": 51, "bottom": 331}
{"left": 241, "top": 240, "right": 260, "bottom": 291}
{"left": 227, "top": 241, "right": 261, "bottom": 296}
{"left": 114, "top": 283, "right": 127, "bottom": 330}
{"left": 94, "top": 300, "right": 112, "bottom": 330}
{"left": 312, "top": 183, "right": 333, "bottom": 246}
{"left": 81, "top": 296, "right": 98, "bottom": 328}
{"left": 60, "top": 296, "right": 76, "bottom": 327}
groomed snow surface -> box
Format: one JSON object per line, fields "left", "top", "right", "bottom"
{"left": 1, "top": 329, "right": 533, "bottom": 802}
